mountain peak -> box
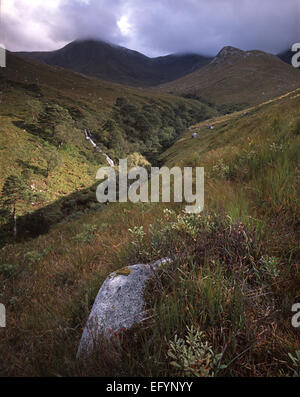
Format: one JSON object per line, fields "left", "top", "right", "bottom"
{"left": 218, "top": 46, "right": 244, "bottom": 56}
{"left": 211, "top": 46, "right": 244, "bottom": 64}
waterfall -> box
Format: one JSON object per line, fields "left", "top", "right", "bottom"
{"left": 84, "top": 130, "right": 97, "bottom": 148}
{"left": 104, "top": 154, "right": 115, "bottom": 168}
{"left": 84, "top": 129, "right": 115, "bottom": 167}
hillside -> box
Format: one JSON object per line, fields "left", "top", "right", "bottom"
{"left": 0, "top": 52, "right": 216, "bottom": 244}
{"left": 0, "top": 83, "right": 299, "bottom": 376}
{"left": 17, "top": 39, "right": 212, "bottom": 87}
{"left": 158, "top": 46, "right": 300, "bottom": 107}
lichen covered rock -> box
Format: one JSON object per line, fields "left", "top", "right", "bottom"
{"left": 77, "top": 258, "right": 171, "bottom": 358}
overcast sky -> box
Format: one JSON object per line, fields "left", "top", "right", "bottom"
{"left": 1, "top": 0, "right": 300, "bottom": 57}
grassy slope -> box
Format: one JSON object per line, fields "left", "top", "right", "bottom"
{"left": 159, "top": 88, "right": 300, "bottom": 258}
{"left": 160, "top": 88, "right": 300, "bottom": 167}
{"left": 157, "top": 50, "right": 300, "bottom": 106}
{"left": 0, "top": 87, "right": 299, "bottom": 376}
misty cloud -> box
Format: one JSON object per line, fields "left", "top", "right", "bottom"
{"left": 2, "top": 0, "right": 300, "bottom": 56}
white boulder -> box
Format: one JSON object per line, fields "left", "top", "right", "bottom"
{"left": 77, "top": 258, "right": 171, "bottom": 358}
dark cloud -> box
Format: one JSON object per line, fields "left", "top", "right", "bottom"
{"left": 49, "top": 0, "right": 125, "bottom": 44}
{"left": 2, "top": 0, "right": 300, "bottom": 56}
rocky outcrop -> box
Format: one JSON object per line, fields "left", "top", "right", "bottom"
{"left": 77, "top": 258, "right": 172, "bottom": 358}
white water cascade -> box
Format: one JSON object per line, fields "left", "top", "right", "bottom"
{"left": 84, "top": 129, "right": 115, "bottom": 167}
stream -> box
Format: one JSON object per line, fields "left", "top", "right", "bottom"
{"left": 84, "top": 129, "right": 115, "bottom": 167}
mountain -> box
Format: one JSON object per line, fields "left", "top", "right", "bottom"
{"left": 277, "top": 49, "right": 300, "bottom": 68}
{"left": 158, "top": 46, "right": 300, "bottom": 107}
{"left": 17, "top": 39, "right": 212, "bottom": 87}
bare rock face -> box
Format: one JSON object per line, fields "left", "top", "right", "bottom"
{"left": 77, "top": 258, "right": 171, "bottom": 358}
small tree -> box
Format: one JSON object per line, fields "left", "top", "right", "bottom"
{"left": 38, "top": 104, "right": 73, "bottom": 145}
{"left": 44, "top": 151, "right": 61, "bottom": 177}
{"left": 104, "top": 119, "right": 127, "bottom": 156}
{"left": 115, "top": 96, "right": 129, "bottom": 108}
{"left": 27, "top": 99, "right": 42, "bottom": 122}
{"left": 160, "top": 126, "right": 176, "bottom": 149}
{"left": 0, "top": 175, "right": 30, "bottom": 240}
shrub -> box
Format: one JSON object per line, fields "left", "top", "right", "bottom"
{"left": 24, "top": 250, "right": 46, "bottom": 265}
{"left": 167, "top": 325, "right": 224, "bottom": 377}
{"left": 72, "top": 224, "right": 98, "bottom": 244}
{"left": 288, "top": 351, "right": 300, "bottom": 377}
{"left": 126, "top": 152, "right": 151, "bottom": 169}
{"left": 293, "top": 119, "right": 300, "bottom": 135}
{"left": 259, "top": 256, "right": 280, "bottom": 278}
{"left": 0, "top": 263, "right": 19, "bottom": 278}
{"left": 211, "top": 159, "right": 230, "bottom": 179}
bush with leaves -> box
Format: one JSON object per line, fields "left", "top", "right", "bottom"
{"left": 72, "top": 224, "right": 98, "bottom": 244}
{"left": 288, "top": 351, "right": 300, "bottom": 377}
{"left": 253, "top": 256, "right": 280, "bottom": 280}
{"left": 167, "top": 325, "right": 224, "bottom": 377}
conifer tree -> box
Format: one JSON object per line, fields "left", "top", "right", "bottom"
{"left": 1, "top": 174, "right": 29, "bottom": 240}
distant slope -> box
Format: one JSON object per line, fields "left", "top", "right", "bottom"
{"left": 159, "top": 87, "right": 300, "bottom": 168}
{"left": 17, "top": 39, "right": 212, "bottom": 87}
{"left": 158, "top": 46, "right": 300, "bottom": 106}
